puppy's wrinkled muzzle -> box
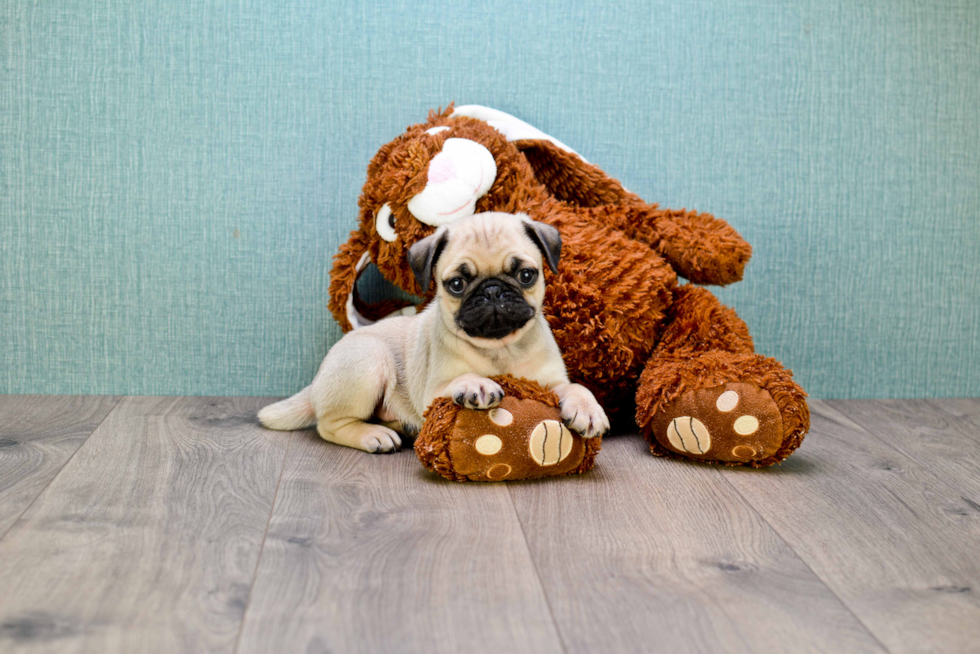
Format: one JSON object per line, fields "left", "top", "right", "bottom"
{"left": 456, "top": 279, "right": 535, "bottom": 340}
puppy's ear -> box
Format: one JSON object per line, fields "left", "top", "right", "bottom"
{"left": 521, "top": 216, "right": 562, "bottom": 274}
{"left": 408, "top": 228, "right": 449, "bottom": 294}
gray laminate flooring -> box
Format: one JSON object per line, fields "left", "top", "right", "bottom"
{"left": 0, "top": 395, "right": 977, "bottom": 653}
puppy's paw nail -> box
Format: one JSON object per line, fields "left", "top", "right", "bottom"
{"left": 563, "top": 409, "right": 606, "bottom": 439}
{"left": 452, "top": 378, "right": 504, "bottom": 410}
{"left": 360, "top": 427, "right": 401, "bottom": 453}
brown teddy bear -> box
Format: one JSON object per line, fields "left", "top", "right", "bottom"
{"left": 329, "top": 104, "right": 809, "bottom": 470}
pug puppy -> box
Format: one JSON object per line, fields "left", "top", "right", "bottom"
{"left": 258, "top": 212, "right": 609, "bottom": 453}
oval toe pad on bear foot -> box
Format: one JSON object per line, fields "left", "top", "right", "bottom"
{"left": 649, "top": 383, "right": 784, "bottom": 464}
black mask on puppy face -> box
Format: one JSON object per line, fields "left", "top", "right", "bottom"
{"left": 453, "top": 276, "right": 535, "bottom": 340}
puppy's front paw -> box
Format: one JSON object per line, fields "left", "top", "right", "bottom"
{"left": 559, "top": 385, "right": 610, "bottom": 439}
{"left": 451, "top": 377, "right": 504, "bottom": 410}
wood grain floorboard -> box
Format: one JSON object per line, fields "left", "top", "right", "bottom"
{"left": 827, "top": 398, "right": 980, "bottom": 506}
{"left": 927, "top": 399, "right": 980, "bottom": 458}
{"left": 720, "top": 400, "right": 980, "bottom": 654}
{"left": 0, "top": 395, "right": 120, "bottom": 540}
{"left": 0, "top": 396, "right": 289, "bottom": 654}
{"left": 507, "top": 434, "right": 885, "bottom": 654}
{"left": 928, "top": 398, "right": 980, "bottom": 432}
{"left": 236, "top": 430, "right": 564, "bottom": 654}
{"left": 2, "top": 396, "right": 977, "bottom": 652}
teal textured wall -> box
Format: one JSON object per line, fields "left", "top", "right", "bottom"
{"left": 2, "top": 1, "right": 978, "bottom": 399}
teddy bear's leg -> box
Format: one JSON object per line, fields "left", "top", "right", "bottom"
{"left": 635, "top": 286, "right": 809, "bottom": 467}
{"left": 416, "top": 378, "right": 603, "bottom": 482}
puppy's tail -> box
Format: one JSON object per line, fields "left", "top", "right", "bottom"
{"left": 257, "top": 386, "right": 317, "bottom": 431}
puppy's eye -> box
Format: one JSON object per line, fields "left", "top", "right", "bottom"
{"left": 375, "top": 203, "right": 397, "bottom": 242}
{"left": 446, "top": 278, "right": 466, "bottom": 296}
{"left": 518, "top": 269, "right": 538, "bottom": 287}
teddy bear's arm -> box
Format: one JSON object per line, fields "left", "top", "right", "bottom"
{"left": 328, "top": 229, "right": 419, "bottom": 332}
{"left": 512, "top": 140, "right": 751, "bottom": 284}
{"left": 328, "top": 229, "right": 370, "bottom": 332}
{"left": 581, "top": 204, "right": 752, "bottom": 285}
{"left": 639, "top": 206, "right": 753, "bottom": 285}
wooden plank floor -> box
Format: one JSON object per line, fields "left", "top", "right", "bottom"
{"left": 0, "top": 397, "right": 977, "bottom": 653}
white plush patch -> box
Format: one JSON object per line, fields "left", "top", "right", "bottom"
{"left": 425, "top": 126, "right": 450, "bottom": 135}
{"left": 375, "top": 203, "right": 397, "bottom": 242}
{"left": 345, "top": 252, "right": 376, "bottom": 330}
{"left": 475, "top": 434, "right": 503, "bottom": 455}
{"left": 407, "top": 138, "right": 496, "bottom": 226}
{"left": 666, "top": 416, "right": 711, "bottom": 454}
{"left": 528, "top": 420, "right": 573, "bottom": 466}
{"left": 716, "top": 390, "right": 739, "bottom": 413}
{"left": 733, "top": 415, "right": 760, "bottom": 436}
{"left": 451, "top": 104, "right": 589, "bottom": 164}
{"left": 489, "top": 407, "right": 513, "bottom": 426}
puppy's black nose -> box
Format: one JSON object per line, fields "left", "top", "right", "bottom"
{"left": 481, "top": 281, "right": 504, "bottom": 302}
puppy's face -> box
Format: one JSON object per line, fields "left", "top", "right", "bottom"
{"left": 409, "top": 212, "right": 561, "bottom": 348}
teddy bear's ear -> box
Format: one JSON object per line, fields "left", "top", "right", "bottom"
{"left": 451, "top": 105, "right": 588, "bottom": 162}
{"left": 513, "top": 138, "right": 639, "bottom": 208}
{"left": 451, "top": 105, "right": 639, "bottom": 209}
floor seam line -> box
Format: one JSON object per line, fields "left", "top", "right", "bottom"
{"left": 506, "top": 484, "right": 570, "bottom": 654}
{"left": 0, "top": 394, "right": 125, "bottom": 546}
{"left": 232, "top": 432, "right": 292, "bottom": 654}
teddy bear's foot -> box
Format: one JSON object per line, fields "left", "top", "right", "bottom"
{"left": 422, "top": 396, "right": 595, "bottom": 481}
{"left": 636, "top": 351, "right": 809, "bottom": 467}
{"left": 648, "top": 383, "right": 784, "bottom": 464}
{"left": 416, "top": 376, "right": 603, "bottom": 482}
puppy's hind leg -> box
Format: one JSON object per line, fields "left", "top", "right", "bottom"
{"left": 308, "top": 336, "right": 403, "bottom": 454}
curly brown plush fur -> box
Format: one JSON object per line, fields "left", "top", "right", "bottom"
{"left": 331, "top": 104, "right": 808, "bottom": 467}
{"left": 416, "top": 376, "right": 601, "bottom": 482}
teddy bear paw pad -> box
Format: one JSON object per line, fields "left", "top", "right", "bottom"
{"left": 652, "top": 383, "right": 783, "bottom": 463}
